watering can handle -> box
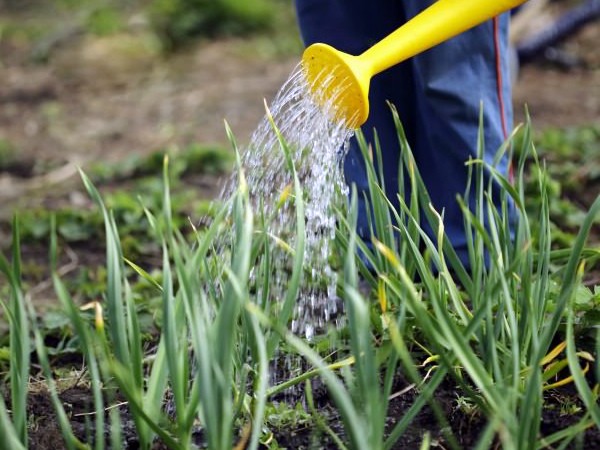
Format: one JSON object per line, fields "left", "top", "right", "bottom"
{"left": 361, "top": 0, "right": 527, "bottom": 76}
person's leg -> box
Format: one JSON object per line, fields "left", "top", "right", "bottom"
{"left": 295, "top": 0, "right": 415, "bottom": 241}
{"left": 296, "top": 1, "right": 515, "bottom": 266}
{"left": 400, "top": 3, "right": 515, "bottom": 264}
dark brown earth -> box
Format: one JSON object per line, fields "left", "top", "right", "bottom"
{"left": 17, "top": 368, "right": 600, "bottom": 449}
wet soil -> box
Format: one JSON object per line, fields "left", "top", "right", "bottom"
{"left": 12, "top": 368, "right": 600, "bottom": 449}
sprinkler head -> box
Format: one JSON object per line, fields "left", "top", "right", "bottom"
{"left": 302, "top": 43, "right": 371, "bottom": 129}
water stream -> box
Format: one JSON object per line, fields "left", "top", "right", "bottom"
{"left": 223, "top": 64, "right": 353, "bottom": 339}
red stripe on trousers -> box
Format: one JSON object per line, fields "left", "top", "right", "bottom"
{"left": 493, "top": 16, "right": 512, "bottom": 181}
{"left": 493, "top": 16, "right": 508, "bottom": 138}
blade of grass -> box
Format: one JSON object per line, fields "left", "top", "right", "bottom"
{"left": 160, "top": 240, "right": 189, "bottom": 444}
{"left": 248, "top": 301, "right": 369, "bottom": 450}
{"left": 80, "top": 170, "right": 130, "bottom": 366}
{"left": 566, "top": 265, "right": 600, "bottom": 428}
{"left": 0, "top": 216, "right": 30, "bottom": 445}
{"left": 537, "top": 416, "right": 596, "bottom": 449}
{"left": 305, "top": 379, "right": 348, "bottom": 450}
{"left": 24, "top": 290, "right": 89, "bottom": 450}
{"left": 0, "top": 395, "right": 26, "bottom": 450}
{"left": 246, "top": 311, "right": 269, "bottom": 450}
{"left": 539, "top": 191, "right": 600, "bottom": 358}
{"left": 81, "top": 169, "right": 169, "bottom": 449}
{"left": 52, "top": 272, "right": 105, "bottom": 450}
{"left": 108, "top": 359, "right": 182, "bottom": 449}
{"left": 261, "top": 107, "right": 306, "bottom": 357}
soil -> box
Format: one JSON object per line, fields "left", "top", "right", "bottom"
{"left": 13, "top": 367, "right": 600, "bottom": 449}
{"left": 0, "top": 36, "right": 294, "bottom": 212}
{"left": 0, "top": 5, "right": 599, "bottom": 450}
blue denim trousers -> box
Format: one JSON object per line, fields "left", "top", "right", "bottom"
{"left": 295, "top": 0, "right": 515, "bottom": 265}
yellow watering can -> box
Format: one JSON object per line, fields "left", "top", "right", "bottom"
{"left": 302, "top": 0, "right": 527, "bottom": 129}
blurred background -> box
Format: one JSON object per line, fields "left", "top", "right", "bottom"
{"left": 0, "top": 0, "right": 302, "bottom": 186}
{"left": 0, "top": 0, "right": 597, "bottom": 196}
{"left": 0, "top": 0, "right": 598, "bottom": 306}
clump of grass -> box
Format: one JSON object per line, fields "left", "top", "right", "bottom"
{"left": 0, "top": 113, "right": 598, "bottom": 449}
{"left": 0, "top": 218, "right": 30, "bottom": 447}
{"left": 330, "top": 107, "right": 600, "bottom": 449}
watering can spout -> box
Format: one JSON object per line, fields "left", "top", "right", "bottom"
{"left": 302, "top": 0, "right": 527, "bottom": 129}
{"left": 302, "top": 44, "right": 372, "bottom": 130}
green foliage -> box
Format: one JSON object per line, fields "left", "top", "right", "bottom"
{"left": 179, "top": 143, "right": 236, "bottom": 174}
{"left": 0, "top": 117, "right": 598, "bottom": 449}
{"left": 13, "top": 144, "right": 229, "bottom": 254}
{"left": 518, "top": 124, "right": 600, "bottom": 247}
{"left": 149, "top": 0, "right": 276, "bottom": 50}
{"left": 537, "top": 125, "right": 599, "bottom": 171}
{"left": 85, "top": 6, "right": 124, "bottom": 36}
{"left": 88, "top": 144, "right": 234, "bottom": 181}
{"left": 0, "top": 139, "right": 15, "bottom": 167}
{"left": 328, "top": 111, "right": 600, "bottom": 449}
{"left": 262, "top": 400, "right": 318, "bottom": 447}
{"left": 0, "top": 218, "right": 30, "bottom": 446}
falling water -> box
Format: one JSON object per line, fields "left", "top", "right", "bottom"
{"left": 222, "top": 64, "right": 354, "bottom": 340}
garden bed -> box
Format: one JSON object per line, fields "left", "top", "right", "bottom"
{"left": 1, "top": 2, "right": 599, "bottom": 449}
